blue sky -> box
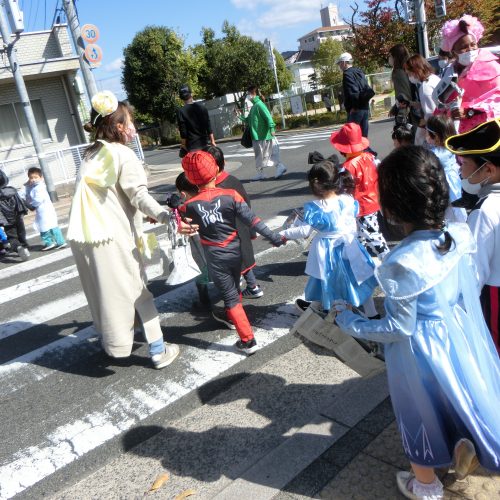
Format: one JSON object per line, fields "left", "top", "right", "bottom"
{"left": 19, "top": 0, "right": 352, "bottom": 98}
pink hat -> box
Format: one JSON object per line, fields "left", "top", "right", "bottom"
{"left": 440, "top": 15, "right": 484, "bottom": 53}
{"left": 330, "top": 123, "right": 369, "bottom": 154}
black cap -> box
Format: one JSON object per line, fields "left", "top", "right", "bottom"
{"left": 179, "top": 84, "right": 192, "bottom": 100}
{"left": 445, "top": 119, "right": 500, "bottom": 158}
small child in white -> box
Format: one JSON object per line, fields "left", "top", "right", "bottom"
{"left": 25, "top": 167, "right": 66, "bottom": 250}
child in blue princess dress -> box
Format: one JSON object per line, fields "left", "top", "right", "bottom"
{"left": 336, "top": 146, "right": 500, "bottom": 500}
{"left": 279, "top": 159, "right": 378, "bottom": 317}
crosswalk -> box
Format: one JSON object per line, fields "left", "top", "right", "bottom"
{"left": 223, "top": 129, "right": 335, "bottom": 158}
{"left": 0, "top": 216, "right": 304, "bottom": 499}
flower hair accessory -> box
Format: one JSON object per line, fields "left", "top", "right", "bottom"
{"left": 440, "top": 15, "right": 484, "bottom": 53}
{"left": 91, "top": 91, "right": 119, "bottom": 124}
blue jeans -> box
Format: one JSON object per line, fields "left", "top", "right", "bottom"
{"left": 347, "top": 109, "right": 369, "bottom": 137}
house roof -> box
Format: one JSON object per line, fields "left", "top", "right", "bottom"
{"left": 299, "top": 25, "right": 351, "bottom": 40}
{"left": 282, "top": 50, "right": 315, "bottom": 64}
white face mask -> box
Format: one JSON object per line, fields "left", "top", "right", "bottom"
{"left": 461, "top": 161, "right": 489, "bottom": 194}
{"left": 124, "top": 123, "right": 137, "bottom": 142}
{"left": 458, "top": 49, "right": 479, "bottom": 67}
{"left": 408, "top": 75, "right": 420, "bottom": 85}
{"left": 438, "top": 59, "right": 448, "bottom": 69}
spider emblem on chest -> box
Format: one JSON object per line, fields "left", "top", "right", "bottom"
{"left": 198, "top": 199, "right": 223, "bottom": 226}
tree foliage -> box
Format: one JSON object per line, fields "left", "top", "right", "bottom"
{"left": 311, "top": 38, "right": 344, "bottom": 87}
{"left": 196, "top": 21, "right": 292, "bottom": 99}
{"left": 122, "top": 26, "right": 197, "bottom": 125}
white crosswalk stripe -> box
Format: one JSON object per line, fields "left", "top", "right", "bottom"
{"left": 0, "top": 215, "right": 301, "bottom": 499}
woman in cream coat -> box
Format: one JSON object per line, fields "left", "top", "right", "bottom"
{"left": 68, "top": 91, "right": 182, "bottom": 369}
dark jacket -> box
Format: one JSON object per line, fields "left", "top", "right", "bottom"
{"left": 176, "top": 102, "right": 213, "bottom": 152}
{"left": 342, "top": 67, "right": 370, "bottom": 112}
{"left": 0, "top": 170, "right": 28, "bottom": 226}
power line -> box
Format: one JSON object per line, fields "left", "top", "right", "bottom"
{"left": 44, "top": 0, "right": 47, "bottom": 29}
{"left": 33, "top": 0, "right": 40, "bottom": 30}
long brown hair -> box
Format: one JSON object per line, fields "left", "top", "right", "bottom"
{"left": 404, "top": 54, "right": 435, "bottom": 81}
{"left": 83, "top": 102, "right": 133, "bottom": 159}
{"left": 389, "top": 44, "right": 410, "bottom": 69}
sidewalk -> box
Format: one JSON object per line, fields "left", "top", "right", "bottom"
{"left": 50, "top": 336, "right": 499, "bottom": 499}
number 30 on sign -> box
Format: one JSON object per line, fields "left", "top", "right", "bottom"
{"left": 81, "top": 24, "right": 100, "bottom": 43}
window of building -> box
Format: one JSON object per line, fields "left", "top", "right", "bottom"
{"left": 0, "top": 99, "right": 51, "bottom": 149}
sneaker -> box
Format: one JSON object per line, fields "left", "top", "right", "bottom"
{"left": 151, "top": 343, "right": 180, "bottom": 369}
{"left": 242, "top": 285, "right": 264, "bottom": 299}
{"left": 235, "top": 338, "right": 258, "bottom": 355}
{"left": 57, "top": 242, "right": 68, "bottom": 249}
{"left": 275, "top": 163, "right": 287, "bottom": 179}
{"left": 17, "top": 247, "right": 30, "bottom": 261}
{"left": 251, "top": 170, "right": 266, "bottom": 181}
{"left": 42, "top": 244, "right": 57, "bottom": 251}
{"left": 295, "top": 298, "right": 311, "bottom": 312}
{"left": 454, "top": 439, "right": 479, "bottom": 479}
{"left": 212, "top": 307, "right": 236, "bottom": 330}
{"left": 396, "top": 471, "right": 443, "bottom": 500}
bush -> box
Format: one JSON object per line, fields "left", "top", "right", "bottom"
{"left": 231, "top": 124, "right": 244, "bottom": 136}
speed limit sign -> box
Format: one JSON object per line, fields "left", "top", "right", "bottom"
{"left": 81, "top": 24, "right": 100, "bottom": 43}
{"left": 84, "top": 44, "right": 103, "bottom": 66}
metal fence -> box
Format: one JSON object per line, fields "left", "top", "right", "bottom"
{"left": 0, "top": 136, "right": 145, "bottom": 192}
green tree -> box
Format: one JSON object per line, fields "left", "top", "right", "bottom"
{"left": 122, "top": 26, "right": 198, "bottom": 125}
{"left": 196, "top": 22, "right": 292, "bottom": 100}
{"left": 311, "top": 38, "right": 344, "bottom": 87}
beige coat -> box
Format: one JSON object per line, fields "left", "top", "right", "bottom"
{"left": 68, "top": 141, "right": 169, "bottom": 357}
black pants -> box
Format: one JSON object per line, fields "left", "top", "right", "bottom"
{"left": 3, "top": 217, "right": 28, "bottom": 251}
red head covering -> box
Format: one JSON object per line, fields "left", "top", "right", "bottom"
{"left": 330, "top": 123, "right": 370, "bottom": 153}
{"left": 181, "top": 151, "right": 218, "bottom": 185}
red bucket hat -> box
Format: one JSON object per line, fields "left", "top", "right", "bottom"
{"left": 181, "top": 151, "right": 218, "bottom": 186}
{"left": 330, "top": 123, "right": 370, "bottom": 153}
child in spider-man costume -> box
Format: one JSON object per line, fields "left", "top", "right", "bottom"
{"left": 179, "top": 150, "right": 286, "bottom": 354}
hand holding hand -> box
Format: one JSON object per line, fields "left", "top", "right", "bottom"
{"left": 177, "top": 218, "right": 199, "bottom": 235}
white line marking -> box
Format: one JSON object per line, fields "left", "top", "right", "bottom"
{"left": 0, "top": 302, "right": 299, "bottom": 499}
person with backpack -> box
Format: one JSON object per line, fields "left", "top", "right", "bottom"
{"left": 0, "top": 170, "right": 30, "bottom": 261}
{"left": 337, "top": 52, "right": 375, "bottom": 138}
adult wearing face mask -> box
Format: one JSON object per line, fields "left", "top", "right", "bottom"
{"left": 404, "top": 54, "right": 441, "bottom": 145}
{"left": 68, "top": 91, "right": 186, "bottom": 369}
{"left": 440, "top": 15, "right": 500, "bottom": 133}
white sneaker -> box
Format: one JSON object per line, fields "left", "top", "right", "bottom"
{"left": 17, "top": 247, "right": 30, "bottom": 261}
{"left": 251, "top": 170, "right": 266, "bottom": 181}
{"left": 151, "top": 343, "right": 180, "bottom": 369}
{"left": 42, "top": 244, "right": 57, "bottom": 251}
{"left": 57, "top": 242, "right": 68, "bottom": 249}
{"left": 275, "top": 163, "right": 287, "bottom": 179}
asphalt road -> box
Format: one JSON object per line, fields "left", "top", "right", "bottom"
{"left": 0, "top": 119, "right": 394, "bottom": 499}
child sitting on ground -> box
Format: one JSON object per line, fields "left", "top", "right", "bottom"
{"left": 24, "top": 167, "right": 67, "bottom": 250}
{"left": 446, "top": 118, "right": 500, "bottom": 354}
{"left": 425, "top": 115, "right": 466, "bottom": 223}
{"left": 204, "top": 145, "right": 263, "bottom": 299}
{"left": 330, "top": 123, "right": 390, "bottom": 259}
{"left": 0, "top": 170, "right": 30, "bottom": 260}
{"left": 179, "top": 151, "right": 285, "bottom": 354}
{"left": 279, "top": 160, "right": 378, "bottom": 318}
{"left": 392, "top": 124, "right": 414, "bottom": 148}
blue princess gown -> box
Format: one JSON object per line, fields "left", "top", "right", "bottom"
{"left": 281, "top": 195, "right": 377, "bottom": 310}
{"left": 336, "top": 223, "right": 500, "bottom": 469}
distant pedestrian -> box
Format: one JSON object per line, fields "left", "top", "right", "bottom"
{"left": 176, "top": 84, "right": 216, "bottom": 157}
{"left": 330, "top": 123, "right": 390, "bottom": 259}
{"left": 323, "top": 94, "right": 332, "bottom": 112}
{"left": 336, "top": 52, "right": 373, "bottom": 138}
{"left": 67, "top": 90, "right": 181, "bottom": 369}
{"left": 0, "top": 170, "right": 29, "bottom": 261}
{"left": 336, "top": 146, "right": 500, "bottom": 500}
{"left": 24, "top": 167, "right": 67, "bottom": 251}
{"left": 240, "top": 85, "right": 287, "bottom": 181}
{"left": 279, "top": 159, "right": 378, "bottom": 317}
{"left": 179, "top": 151, "right": 285, "bottom": 354}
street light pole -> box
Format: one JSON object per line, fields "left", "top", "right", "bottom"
{"left": 62, "top": 0, "right": 98, "bottom": 101}
{"left": 0, "top": 1, "right": 58, "bottom": 200}
{"left": 415, "top": 0, "right": 430, "bottom": 58}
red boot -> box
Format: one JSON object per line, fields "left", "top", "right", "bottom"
{"left": 226, "top": 303, "right": 258, "bottom": 354}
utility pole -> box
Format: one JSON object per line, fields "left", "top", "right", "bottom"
{"left": 264, "top": 38, "right": 286, "bottom": 130}
{"left": 62, "top": 0, "right": 98, "bottom": 101}
{"left": 0, "top": 1, "right": 58, "bottom": 200}
{"left": 415, "top": 0, "right": 430, "bottom": 58}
